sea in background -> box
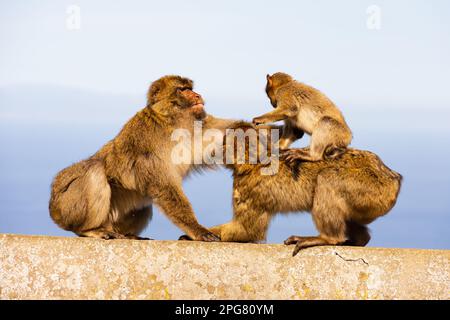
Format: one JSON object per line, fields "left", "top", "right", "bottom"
{"left": 0, "top": 85, "right": 449, "bottom": 249}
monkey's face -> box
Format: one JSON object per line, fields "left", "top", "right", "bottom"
{"left": 176, "top": 87, "right": 206, "bottom": 119}
{"left": 266, "top": 72, "right": 293, "bottom": 108}
{"left": 265, "top": 79, "right": 277, "bottom": 108}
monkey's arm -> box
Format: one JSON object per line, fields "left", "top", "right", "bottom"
{"left": 252, "top": 102, "right": 297, "bottom": 125}
{"left": 204, "top": 115, "right": 242, "bottom": 131}
{"left": 149, "top": 178, "right": 220, "bottom": 241}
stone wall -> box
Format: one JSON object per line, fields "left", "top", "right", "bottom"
{"left": 0, "top": 234, "right": 448, "bottom": 299}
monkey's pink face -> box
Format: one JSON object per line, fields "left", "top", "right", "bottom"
{"left": 178, "top": 88, "right": 206, "bottom": 118}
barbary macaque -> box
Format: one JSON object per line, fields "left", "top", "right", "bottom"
{"left": 49, "top": 75, "right": 237, "bottom": 241}
{"left": 253, "top": 72, "right": 353, "bottom": 162}
{"left": 182, "top": 123, "right": 402, "bottom": 256}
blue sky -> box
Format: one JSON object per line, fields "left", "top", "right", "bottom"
{"left": 0, "top": 0, "right": 449, "bottom": 248}
{"left": 1, "top": 0, "right": 450, "bottom": 110}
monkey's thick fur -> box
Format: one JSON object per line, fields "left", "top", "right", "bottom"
{"left": 206, "top": 123, "right": 402, "bottom": 256}
{"left": 253, "top": 72, "right": 353, "bottom": 162}
{"left": 49, "top": 75, "right": 236, "bottom": 241}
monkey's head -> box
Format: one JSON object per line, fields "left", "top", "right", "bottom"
{"left": 147, "top": 75, "right": 206, "bottom": 119}
{"left": 265, "top": 72, "right": 293, "bottom": 108}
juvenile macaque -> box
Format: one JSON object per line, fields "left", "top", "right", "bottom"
{"left": 49, "top": 75, "right": 237, "bottom": 241}
{"left": 182, "top": 123, "right": 402, "bottom": 256}
{"left": 253, "top": 72, "right": 353, "bottom": 162}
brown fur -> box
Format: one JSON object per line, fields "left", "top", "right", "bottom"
{"left": 201, "top": 124, "right": 402, "bottom": 256}
{"left": 49, "top": 75, "right": 237, "bottom": 241}
{"left": 253, "top": 72, "right": 353, "bottom": 162}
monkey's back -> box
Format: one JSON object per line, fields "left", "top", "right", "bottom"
{"left": 230, "top": 148, "right": 402, "bottom": 219}
{"left": 278, "top": 81, "right": 349, "bottom": 133}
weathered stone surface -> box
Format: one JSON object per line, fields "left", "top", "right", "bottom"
{"left": 0, "top": 233, "right": 448, "bottom": 299}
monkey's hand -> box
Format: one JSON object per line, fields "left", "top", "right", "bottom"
{"left": 178, "top": 231, "right": 220, "bottom": 242}
{"left": 252, "top": 116, "right": 269, "bottom": 126}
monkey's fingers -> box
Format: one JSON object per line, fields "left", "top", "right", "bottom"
{"left": 252, "top": 117, "right": 267, "bottom": 126}
{"left": 292, "top": 243, "right": 303, "bottom": 256}
{"left": 198, "top": 231, "right": 221, "bottom": 242}
{"left": 284, "top": 235, "right": 305, "bottom": 256}
{"left": 178, "top": 234, "right": 193, "bottom": 241}
{"left": 282, "top": 153, "right": 300, "bottom": 164}
{"left": 282, "top": 149, "right": 308, "bottom": 164}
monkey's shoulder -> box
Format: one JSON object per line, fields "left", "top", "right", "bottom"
{"left": 276, "top": 81, "right": 319, "bottom": 102}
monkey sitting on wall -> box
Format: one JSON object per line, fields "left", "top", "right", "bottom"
{"left": 252, "top": 72, "right": 353, "bottom": 162}
{"left": 49, "top": 75, "right": 237, "bottom": 241}
{"left": 180, "top": 123, "right": 402, "bottom": 256}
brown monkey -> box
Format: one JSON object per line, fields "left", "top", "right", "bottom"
{"left": 49, "top": 75, "right": 237, "bottom": 241}
{"left": 196, "top": 123, "right": 402, "bottom": 256}
{"left": 252, "top": 72, "right": 353, "bottom": 161}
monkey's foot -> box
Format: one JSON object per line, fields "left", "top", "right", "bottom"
{"left": 284, "top": 235, "right": 330, "bottom": 256}
{"left": 124, "top": 233, "right": 153, "bottom": 240}
{"left": 79, "top": 230, "right": 152, "bottom": 240}
{"left": 178, "top": 234, "right": 193, "bottom": 241}
{"left": 79, "top": 230, "right": 128, "bottom": 240}
{"left": 284, "top": 235, "right": 346, "bottom": 256}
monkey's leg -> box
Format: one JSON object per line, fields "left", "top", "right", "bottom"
{"left": 211, "top": 221, "right": 253, "bottom": 242}
{"left": 278, "top": 122, "right": 305, "bottom": 150}
{"left": 218, "top": 206, "right": 270, "bottom": 242}
{"left": 52, "top": 160, "right": 119, "bottom": 239}
{"left": 252, "top": 108, "right": 290, "bottom": 125}
{"left": 282, "top": 128, "right": 328, "bottom": 163}
{"left": 279, "top": 129, "right": 304, "bottom": 150}
{"left": 151, "top": 183, "right": 220, "bottom": 242}
{"left": 285, "top": 173, "right": 348, "bottom": 256}
{"left": 184, "top": 206, "right": 270, "bottom": 243}
{"left": 345, "top": 221, "right": 371, "bottom": 246}
{"left": 283, "top": 116, "right": 347, "bottom": 162}
{"left": 114, "top": 206, "right": 153, "bottom": 240}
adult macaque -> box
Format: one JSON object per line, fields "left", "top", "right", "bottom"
{"left": 49, "top": 75, "right": 237, "bottom": 241}
{"left": 182, "top": 123, "right": 401, "bottom": 256}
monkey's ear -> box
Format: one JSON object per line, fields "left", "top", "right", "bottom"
{"left": 266, "top": 74, "right": 271, "bottom": 80}
{"left": 266, "top": 74, "right": 273, "bottom": 85}
{"left": 186, "top": 78, "right": 194, "bottom": 90}
{"left": 147, "top": 80, "right": 165, "bottom": 105}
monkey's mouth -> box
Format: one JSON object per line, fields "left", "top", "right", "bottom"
{"left": 191, "top": 103, "right": 204, "bottom": 111}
